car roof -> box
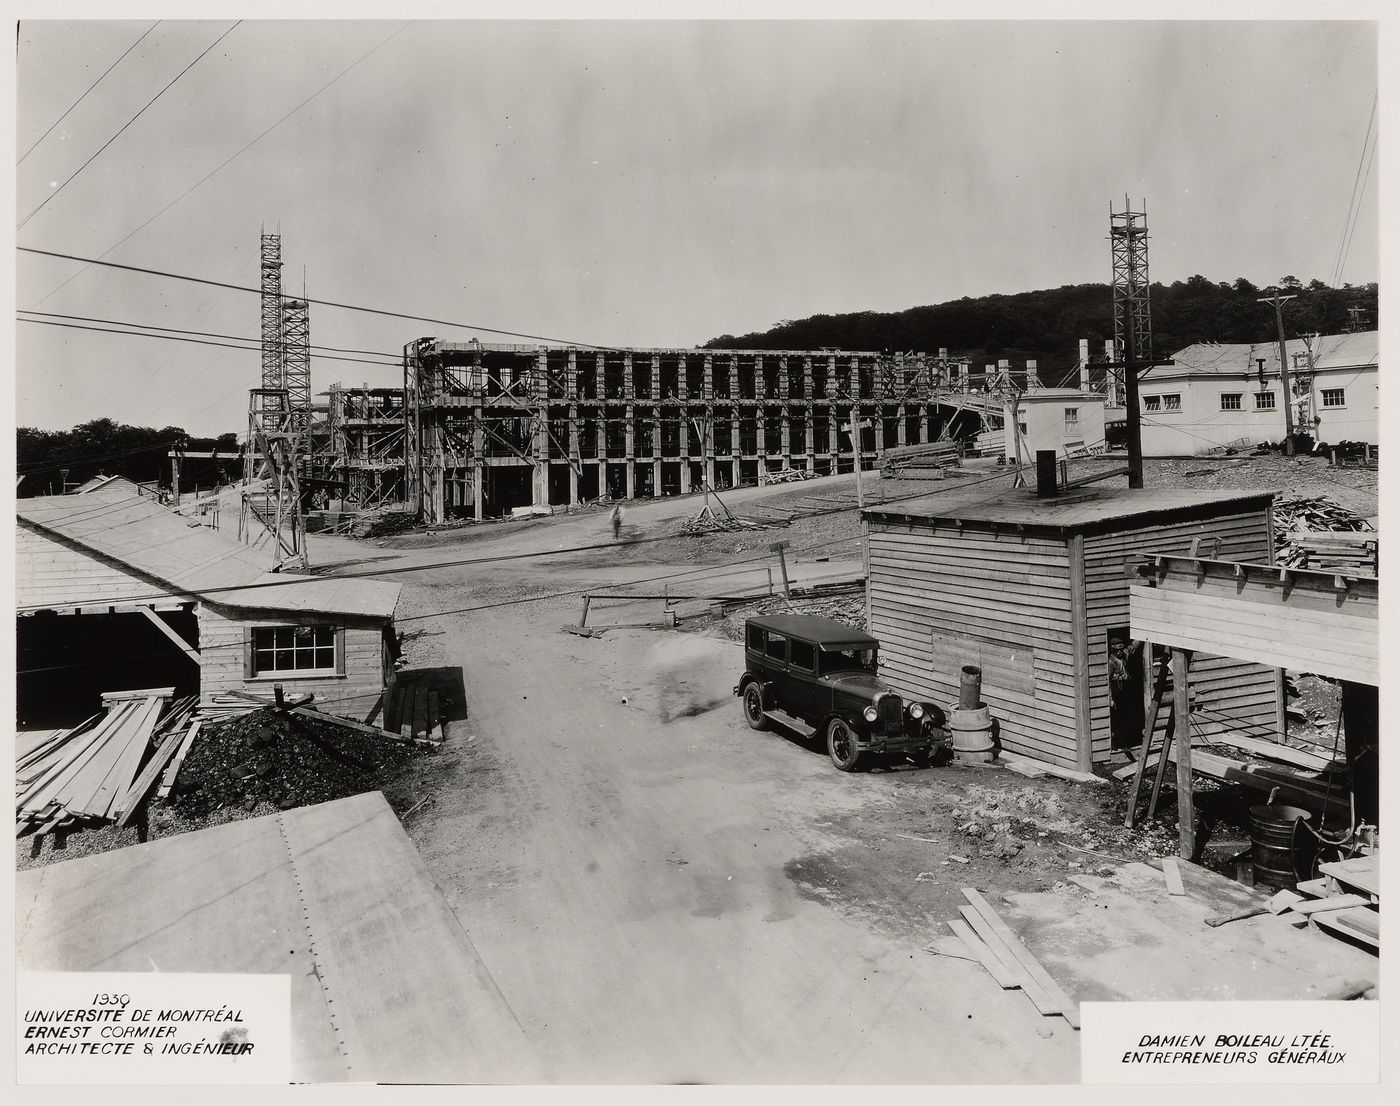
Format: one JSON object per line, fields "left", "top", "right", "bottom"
{"left": 746, "top": 613, "right": 879, "bottom": 648}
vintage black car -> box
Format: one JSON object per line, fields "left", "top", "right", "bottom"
{"left": 734, "top": 613, "right": 949, "bottom": 771}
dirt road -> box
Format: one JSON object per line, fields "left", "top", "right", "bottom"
{"left": 373, "top": 549, "right": 1079, "bottom": 1083}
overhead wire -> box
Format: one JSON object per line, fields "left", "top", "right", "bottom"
{"left": 1329, "top": 92, "right": 1378, "bottom": 286}
{"left": 17, "top": 21, "right": 242, "bottom": 230}
{"left": 18, "top": 246, "right": 613, "bottom": 349}
{"left": 18, "top": 21, "right": 161, "bottom": 165}
{"left": 28, "top": 22, "right": 412, "bottom": 309}
{"left": 1335, "top": 125, "right": 1378, "bottom": 287}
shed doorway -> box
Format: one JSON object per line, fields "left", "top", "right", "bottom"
{"left": 1107, "top": 628, "right": 1146, "bottom": 750}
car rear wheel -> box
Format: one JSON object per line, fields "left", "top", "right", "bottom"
{"left": 742, "top": 684, "right": 768, "bottom": 730}
{"left": 826, "top": 718, "right": 862, "bottom": 772}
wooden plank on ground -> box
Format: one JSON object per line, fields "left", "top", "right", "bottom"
{"left": 101, "top": 687, "right": 176, "bottom": 703}
{"left": 1209, "top": 734, "right": 1333, "bottom": 771}
{"left": 1000, "top": 756, "right": 1105, "bottom": 786}
{"left": 946, "top": 918, "right": 1018, "bottom": 989}
{"left": 957, "top": 906, "right": 1055, "bottom": 1013}
{"left": 156, "top": 720, "right": 203, "bottom": 800}
{"left": 1162, "top": 857, "right": 1186, "bottom": 897}
{"left": 963, "top": 888, "right": 1079, "bottom": 1027}
{"left": 116, "top": 720, "right": 197, "bottom": 825}
{"left": 288, "top": 706, "right": 410, "bottom": 743}
{"left": 1318, "top": 854, "right": 1379, "bottom": 899}
{"left": 1290, "top": 894, "right": 1372, "bottom": 916}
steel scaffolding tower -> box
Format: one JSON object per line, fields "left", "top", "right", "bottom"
{"left": 1110, "top": 197, "right": 1153, "bottom": 370}
{"left": 281, "top": 295, "right": 311, "bottom": 433}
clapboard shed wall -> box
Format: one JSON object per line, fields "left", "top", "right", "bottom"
{"left": 866, "top": 487, "right": 1279, "bottom": 771}
{"left": 197, "top": 604, "right": 392, "bottom": 721}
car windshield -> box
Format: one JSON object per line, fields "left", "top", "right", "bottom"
{"left": 820, "top": 647, "right": 876, "bottom": 673}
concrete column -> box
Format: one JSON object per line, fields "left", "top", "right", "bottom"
{"left": 780, "top": 413, "right": 791, "bottom": 464}
{"left": 679, "top": 418, "right": 692, "bottom": 493}
{"left": 624, "top": 404, "right": 636, "bottom": 498}
{"left": 568, "top": 403, "right": 580, "bottom": 505}
{"left": 729, "top": 355, "right": 740, "bottom": 401}
{"left": 652, "top": 410, "right": 662, "bottom": 495}
{"left": 677, "top": 356, "right": 688, "bottom": 401}
{"left": 896, "top": 405, "right": 907, "bottom": 447}
{"left": 1077, "top": 339, "right": 1089, "bottom": 391}
{"left": 754, "top": 355, "right": 764, "bottom": 401}
{"left": 778, "top": 356, "right": 788, "bottom": 400}
{"left": 802, "top": 356, "right": 812, "bottom": 401}
{"left": 703, "top": 354, "right": 713, "bottom": 401}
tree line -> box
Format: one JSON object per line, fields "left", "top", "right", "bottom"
{"left": 17, "top": 418, "right": 239, "bottom": 497}
{"left": 704, "top": 276, "right": 1378, "bottom": 386}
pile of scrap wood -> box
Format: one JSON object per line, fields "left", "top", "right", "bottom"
{"left": 16, "top": 689, "right": 198, "bottom": 836}
{"left": 681, "top": 502, "right": 765, "bottom": 535}
{"left": 1296, "top": 854, "right": 1380, "bottom": 953}
{"left": 882, "top": 440, "right": 964, "bottom": 479}
{"left": 1273, "top": 497, "right": 1376, "bottom": 569}
{"left": 936, "top": 887, "right": 1079, "bottom": 1028}
{"left": 760, "top": 467, "right": 814, "bottom": 485}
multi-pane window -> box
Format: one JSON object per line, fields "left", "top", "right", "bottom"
{"left": 1064, "top": 407, "right": 1079, "bottom": 430}
{"left": 251, "top": 625, "right": 337, "bottom": 675}
{"left": 1322, "top": 388, "right": 1346, "bottom": 408}
{"left": 1220, "top": 394, "right": 1242, "bottom": 411}
{"left": 1255, "top": 392, "right": 1276, "bottom": 410}
{"left": 1162, "top": 394, "right": 1182, "bottom": 411}
{"left": 1143, "top": 395, "right": 1162, "bottom": 412}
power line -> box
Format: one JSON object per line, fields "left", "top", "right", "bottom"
{"left": 1330, "top": 92, "right": 1377, "bottom": 286}
{"left": 29, "top": 22, "right": 412, "bottom": 309}
{"left": 18, "top": 21, "right": 161, "bottom": 165}
{"left": 17, "top": 246, "right": 611, "bottom": 349}
{"left": 17, "top": 316, "right": 402, "bottom": 369}
{"left": 17, "top": 21, "right": 242, "bottom": 230}
{"left": 19, "top": 308, "right": 402, "bottom": 360}
{"left": 1335, "top": 129, "right": 1378, "bottom": 287}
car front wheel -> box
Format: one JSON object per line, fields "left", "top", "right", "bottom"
{"left": 742, "top": 684, "right": 768, "bottom": 730}
{"left": 826, "top": 718, "right": 862, "bottom": 772}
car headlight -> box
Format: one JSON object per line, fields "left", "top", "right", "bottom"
{"left": 909, "top": 703, "right": 925, "bottom": 720}
{"left": 862, "top": 706, "right": 878, "bottom": 723}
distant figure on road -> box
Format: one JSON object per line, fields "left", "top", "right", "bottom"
{"left": 649, "top": 635, "right": 715, "bottom": 723}
{"left": 610, "top": 503, "right": 624, "bottom": 540}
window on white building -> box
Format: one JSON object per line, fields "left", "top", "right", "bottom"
{"left": 1143, "top": 395, "right": 1161, "bottom": 412}
{"left": 1322, "top": 388, "right": 1346, "bottom": 408}
{"left": 1220, "top": 394, "right": 1242, "bottom": 411}
{"left": 1162, "top": 394, "right": 1181, "bottom": 411}
{"left": 1255, "top": 392, "right": 1276, "bottom": 410}
{"left": 1064, "top": 407, "right": 1079, "bottom": 431}
{"left": 248, "top": 624, "right": 342, "bottom": 677}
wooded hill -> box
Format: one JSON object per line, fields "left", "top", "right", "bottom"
{"left": 704, "top": 276, "right": 1378, "bottom": 387}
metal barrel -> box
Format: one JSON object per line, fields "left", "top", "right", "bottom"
{"left": 958, "top": 665, "right": 983, "bottom": 710}
{"left": 1249, "top": 803, "right": 1313, "bottom": 889}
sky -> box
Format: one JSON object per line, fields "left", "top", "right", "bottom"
{"left": 11, "top": 15, "right": 1382, "bottom": 437}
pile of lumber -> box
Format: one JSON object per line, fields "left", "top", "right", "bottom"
{"left": 759, "top": 467, "right": 814, "bottom": 485}
{"left": 17, "top": 690, "right": 196, "bottom": 836}
{"left": 1297, "top": 854, "right": 1379, "bottom": 953}
{"left": 938, "top": 887, "right": 1079, "bottom": 1029}
{"left": 1273, "top": 497, "right": 1376, "bottom": 569}
{"left": 1289, "top": 532, "right": 1378, "bottom": 576}
{"left": 882, "top": 440, "right": 964, "bottom": 480}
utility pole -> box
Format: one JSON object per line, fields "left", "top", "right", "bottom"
{"left": 841, "top": 417, "right": 871, "bottom": 507}
{"left": 1258, "top": 293, "right": 1297, "bottom": 454}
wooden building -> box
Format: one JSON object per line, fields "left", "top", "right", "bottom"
{"left": 16, "top": 478, "right": 401, "bottom": 724}
{"left": 863, "top": 485, "right": 1281, "bottom": 772}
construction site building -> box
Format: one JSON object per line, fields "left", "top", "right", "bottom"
{"left": 398, "top": 340, "right": 1029, "bottom": 524}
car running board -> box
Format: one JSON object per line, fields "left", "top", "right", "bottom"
{"left": 762, "top": 709, "right": 817, "bottom": 739}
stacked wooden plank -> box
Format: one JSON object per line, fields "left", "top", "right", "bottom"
{"left": 384, "top": 682, "right": 445, "bottom": 745}
{"left": 1290, "top": 532, "right": 1378, "bottom": 576}
{"left": 196, "top": 692, "right": 261, "bottom": 721}
{"left": 1273, "top": 497, "right": 1376, "bottom": 569}
{"left": 1297, "top": 854, "right": 1380, "bottom": 953}
{"left": 942, "top": 887, "right": 1080, "bottom": 1029}
{"left": 16, "top": 691, "right": 193, "bottom": 835}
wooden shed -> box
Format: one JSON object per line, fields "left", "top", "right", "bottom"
{"left": 16, "top": 479, "right": 401, "bottom": 725}
{"left": 863, "top": 485, "right": 1282, "bottom": 771}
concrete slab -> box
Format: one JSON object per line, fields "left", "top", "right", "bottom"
{"left": 15, "top": 792, "right": 541, "bottom": 1083}
{"left": 995, "top": 861, "right": 1376, "bottom": 1003}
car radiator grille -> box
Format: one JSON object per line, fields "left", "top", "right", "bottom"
{"left": 875, "top": 692, "right": 903, "bottom": 727}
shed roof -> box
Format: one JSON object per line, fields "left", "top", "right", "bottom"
{"left": 1165, "top": 330, "right": 1377, "bottom": 377}
{"left": 16, "top": 483, "right": 400, "bottom": 620}
{"left": 863, "top": 485, "right": 1275, "bottom": 538}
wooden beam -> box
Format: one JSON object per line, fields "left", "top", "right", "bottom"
{"left": 137, "top": 607, "right": 200, "bottom": 663}
{"left": 1173, "top": 648, "right": 1195, "bottom": 859}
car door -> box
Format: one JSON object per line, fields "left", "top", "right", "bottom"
{"left": 784, "top": 638, "right": 822, "bottom": 721}
{"left": 761, "top": 631, "right": 788, "bottom": 710}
